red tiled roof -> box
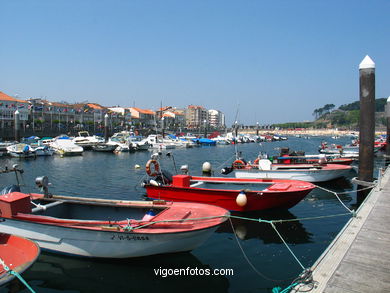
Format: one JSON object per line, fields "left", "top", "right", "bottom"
{"left": 0, "top": 91, "right": 28, "bottom": 103}
{"left": 87, "top": 103, "right": 105, "bottom": 110}
{"left": 131, "top": 107, "right": 155, "bottom": 115}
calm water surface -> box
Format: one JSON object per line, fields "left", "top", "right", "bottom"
{"left": 0, "top": 136, "right": 385, "bottom": 293}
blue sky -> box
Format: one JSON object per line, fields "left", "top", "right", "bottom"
{"left": 1, "top": 0, "right": 389, "bottom": 125}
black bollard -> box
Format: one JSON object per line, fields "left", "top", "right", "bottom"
{"left": 14, "top": 110, "right": 20, "bottom": 142}
{"left": 358, "top": 55, "right": 375, "bottom": 183}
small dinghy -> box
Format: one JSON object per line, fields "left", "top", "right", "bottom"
{"left": 144, "top": 173, "right": 315, "bottom": 212}
{"left": 0, "top": 233, "right": 40, "bottom": 286}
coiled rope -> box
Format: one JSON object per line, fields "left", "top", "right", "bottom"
{"left": 0, "top": 258, "right": 36, "bottom": 293}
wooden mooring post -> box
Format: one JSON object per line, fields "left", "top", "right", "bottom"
{"left": 386, "top": 96, "right": 390, "bottom": 162}
{"left": 357, "top": 55, "right": 375, "bottom": 203}
{"left": 358, "top": 56, "right": 375, "bottom": 181}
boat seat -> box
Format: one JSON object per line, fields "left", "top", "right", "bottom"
{"left": 258, "top": 159, "right": 272, "bottom": 171}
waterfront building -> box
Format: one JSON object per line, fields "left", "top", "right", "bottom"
{"left": 185, "top": 105, "right": 208, "bottom": 129}
{"left": 107, "top": 107, "right": 132, "bottom": 128}
{"left": 156, "top": 106, "right": 186, "bottom": 130}
{"left": 129, "top": 107, "right": 155, "bottom": 128}
{"left": 0, "top": 91, "right": 29, "bottom": 129}
{"left": 208, "top": 109, "right": 225, "bottom": 129}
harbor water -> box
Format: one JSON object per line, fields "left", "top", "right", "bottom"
{"left": 0, "top": 136, "right": 385, "bottom": 293}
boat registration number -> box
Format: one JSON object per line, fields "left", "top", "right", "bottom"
{"left": 111, "top": 234, "right": 149, "bottom": 241}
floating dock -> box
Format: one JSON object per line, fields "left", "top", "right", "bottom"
{"left": 298, "top": 167, "right": 390, "bottom": 292}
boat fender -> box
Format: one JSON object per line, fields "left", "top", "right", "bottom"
{"left": 146, "top": 159, "right": 160, "bottom": 177}
{"left": 202, "top": 162, "right": 212, "bottom": 173}
{"left": 236, "top": 191, "right": 247, "bottom": 207}
{"left": 221, "top": 167, "right": 233, "bottom": 175}
{"left": 23, "top": 145, "right": 30, "bottom": 153}
{"left": 140, "top": 180, "right": 147, "bottom": 188}
{"left": 232, "top": 159, "right": 246, "bottom": 169}
{"left": 134, "top": 164, "right": 141, "bottom": 169}
{"left": 149, "top": 179, "right": 161, "bottom": 187}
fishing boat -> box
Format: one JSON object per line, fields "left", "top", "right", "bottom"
{"left": 0, "top": 233, "right": 40, "bottom": 286}
{"left": 277, "top": 155, "right": 353, "bottom": 165}
{"left": 0, "top": 174, "right": 228, "bottom": 258}
{"left": 143, "top": 173, "right": 315, "bottom": 212}
{"left": 275, "top": 148, "right": 353, "bottom": 165}
{"left": 6, "top": 143, "right": 36, "bottom": 158}
{"left": 230, "top": 159, "right": 352, "bottom": 182}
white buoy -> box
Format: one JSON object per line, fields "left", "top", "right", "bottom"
{"left": 202, "top": 162, "right": 212, "bottom": 173}
{"left": 235, "top": 225, "right": 247, "bottom": 240}
{"left": 236, "top": 191, "right": 247, "bottom": 207}
{"left": 318, "top": 154, "right": 327, "bottom": 165}
{"left": 134, "top": 164, "right": 141, "bottom": 169}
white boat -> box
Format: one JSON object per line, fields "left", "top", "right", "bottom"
{"left": 6, "top": 143, "right": 36, "bottom": 158}
{"left": 143, "top": 135, "right": 175, "bottom": 150}
{"left": 33, "top": 145, "right": 55, "bottom": 156}
{"left": 211, "top": 136, "right": 231, "bottom": 145}
{"left": 72, "top": 131, "right": 103, "bottom": 149}
{"left": 0, "top": 176, "right": 228, "bottom": 258}
{"left": 128, "top": 136, "right": 150, "bottom": 151}
{"left": 50, "top": 137, "right": 84, "bottom": 156}
{"left": 0, "top": 140, "right": 16, "bottom": 152}
{"left": 233, "top": 159, "right": 352, "bottom": 182}
{"left": 92, "top": 142, "right": 118, "bottom": 152}
{"left": 164, "top": 135, "right": 195, "bottom": 148}
{"left": 107, "top": 132, "right": 134, "bottom": 152}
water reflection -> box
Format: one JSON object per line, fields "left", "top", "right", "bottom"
{"left": 5, "top": 252, "right": 229, "bottom": 293}
{"left": 217, "top": 210, "right": 312, "bottom": 244}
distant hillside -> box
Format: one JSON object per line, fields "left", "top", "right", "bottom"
{"left": 339, "top": 98, "right": 387, "bottom": 112}
{"left": 272, "top": 98, "right": 387, "bottom": 129}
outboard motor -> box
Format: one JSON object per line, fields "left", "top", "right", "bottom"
{"left": 0, "top": 185, "right": 21, "bottom": 195}
{"left": 154, "top": 169, "right": 173, "bottom": 185}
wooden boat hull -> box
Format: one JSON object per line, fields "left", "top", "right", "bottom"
{"left": 234, "top": 164, "right": 351, "bottom": 182}
{"left": 0, "top": 220, "right": 218, "bottom": 258}
{"left": 0, "top": 233, "right": 40, "bottom": 285}
{"left": 0, "top": 193, "right": 228, "bottom": 258}
{"left": 145, "top": 176, "right": 315, "bottom": 212}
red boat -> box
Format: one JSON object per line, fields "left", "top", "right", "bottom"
{"left": 277, "top": 155, "right": 353, "bottom": 165}
{"left": 0, "top": 233, "right": 40, "bottom": 285}
{"left": 144, "top": 175, "right": 315, "bottom": 212}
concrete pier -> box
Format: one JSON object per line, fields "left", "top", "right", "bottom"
{"left": 298, "top": 167, "right": 390, "bottom": 292}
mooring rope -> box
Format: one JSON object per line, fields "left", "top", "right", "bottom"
{"left": 0, "top": 258, "right": 36, "bottom": 293}
{"left": 228, "top": 217, "right": 316, "bottom": 291}
{"left": 215, "top": 153, "right": 237, "bottom": 171}
{"left": 227, "top": 217, "right": 293, "bottom": 282}
{"left": 313, "top": 183, "right": 377, "bottom": 215}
